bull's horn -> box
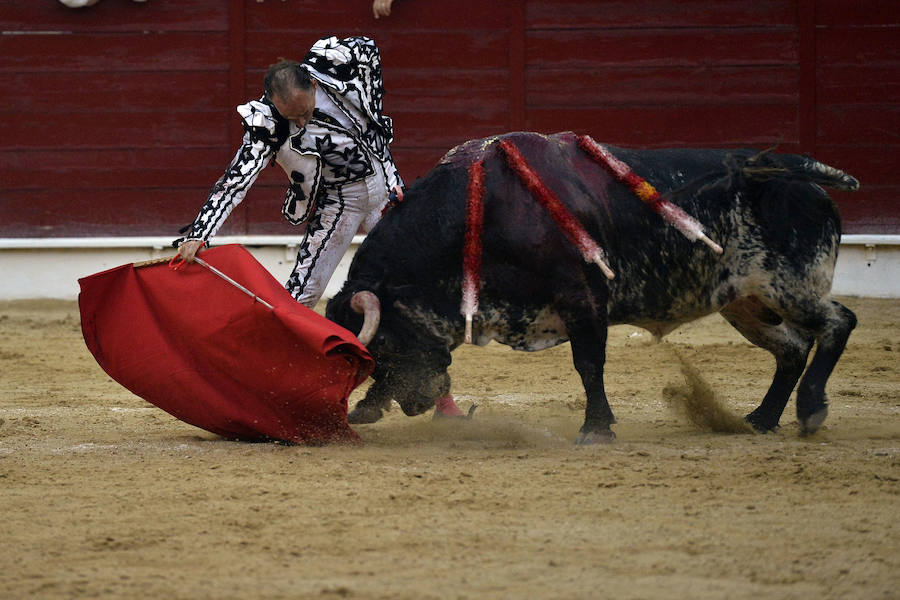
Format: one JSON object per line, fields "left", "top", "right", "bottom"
{"left": 350, "top": 291, "right": 381, "bottom": 345}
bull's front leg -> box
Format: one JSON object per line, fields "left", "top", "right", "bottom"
{"left": 348, "top": 375, "right": 394, "bottom": 424}
{"left": 568, "top": 323, "right": 616, "bottom": 445}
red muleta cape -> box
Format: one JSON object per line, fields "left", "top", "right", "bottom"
{"left": 78, "top": 244, "right": 374, "bottom": 445}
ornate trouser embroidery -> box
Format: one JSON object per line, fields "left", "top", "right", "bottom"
{"left": 286, "top": 168, "right": 387, "bottom": 308}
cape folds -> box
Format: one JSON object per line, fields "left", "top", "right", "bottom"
{"left": 78, "top": 244, "right": 374, "bottom": 445}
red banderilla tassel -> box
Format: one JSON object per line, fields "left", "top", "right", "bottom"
{"left": 497, "top": 139, "right": 615, "bottom": 279}
{"left": 576, "top": 134, "right": 723, "bottom": 255}
{"left": 461, "top": 159, "right": 485, "bottom": 344}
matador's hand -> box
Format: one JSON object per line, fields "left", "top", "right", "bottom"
{"left": 177, "top": 239, "right": 205, "bottom": 263}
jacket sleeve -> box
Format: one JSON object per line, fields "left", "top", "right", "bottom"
{"left": 381, "top": 145, "right": 403, "bottom": 191}
{"left": 175, "top": 100, "right": 283, "bottom": 244}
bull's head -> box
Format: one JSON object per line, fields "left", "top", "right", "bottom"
{"left": 326, "top": 285, "right": 453, "bottom": 423}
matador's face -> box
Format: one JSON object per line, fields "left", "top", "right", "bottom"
{"left": 272, "top": 82, "right": 317, "bottom": 129}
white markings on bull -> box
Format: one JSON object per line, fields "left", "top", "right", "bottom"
{"left": 473, "top": 305, "right": 569, "bottom": 351}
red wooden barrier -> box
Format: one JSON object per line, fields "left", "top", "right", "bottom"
{"left": 0, "top": 0, "right": 896, "bottom": 237}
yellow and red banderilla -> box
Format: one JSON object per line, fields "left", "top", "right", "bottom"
{"left": 576, "top": 134, "right": 723, "bottom": 255}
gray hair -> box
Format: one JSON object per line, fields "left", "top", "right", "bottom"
{"left": 264, "top": 59, "right": 314, "bottom": 101}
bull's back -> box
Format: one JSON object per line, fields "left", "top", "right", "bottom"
{"left": 356, "top": 133, "right": 844, "bottom": 342}
{"left": 468, "top": 135, "right": 844, "bottom": 333}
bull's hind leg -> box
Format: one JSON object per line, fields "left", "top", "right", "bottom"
{"left": 721, "top": 295, "right": 857, "bottom": 434}
{"left": 720, "top": 296, "right": 814, "bottom": 432}
{"left": 793, "top": 299, "right": 856, "bottom": 434}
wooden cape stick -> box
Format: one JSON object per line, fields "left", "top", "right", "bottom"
{"left": 134, "top": 254, "right": 274, "bottom": 310}
{"left": 133, "top": 256, "right": 173, "bottom": 268}
{"left": 194, "top": 257, "right": 274, "bottom": 310}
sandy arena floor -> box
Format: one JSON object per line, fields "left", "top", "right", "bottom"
{"left": 0, "top": 296, "right": 897, "bottom": 599}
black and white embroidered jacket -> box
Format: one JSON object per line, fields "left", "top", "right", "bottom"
{"left": 179, "top": 36, "right": 402, "bottom": 242}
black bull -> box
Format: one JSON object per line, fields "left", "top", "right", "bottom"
{"left": 326, "top": 131, "right": 859, "bottom": 443}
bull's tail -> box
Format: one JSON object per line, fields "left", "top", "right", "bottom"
{"left": 743, "top": 153, "right": 860, "bottom": 191}
{"left": 785, "top": 156, "right": 860, "bottom": 191}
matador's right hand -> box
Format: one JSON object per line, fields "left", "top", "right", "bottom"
{"left": 177, "top": 239, "right": 205, "bottom": 263}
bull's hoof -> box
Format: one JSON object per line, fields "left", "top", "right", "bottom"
{"left": 799, "top": 406, "right": 828, "bottom": 436}
{"left": 347, "top": 404, "right": 384, "bottom": 424}
{"left": 574, "top": 429, "right": 616, "bottom": 446}
{"left": 744, "top": 410, "right": 780, "bottom": 434}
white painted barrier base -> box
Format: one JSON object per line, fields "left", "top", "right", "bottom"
{"left": 0, "top": 235, "right": 361, "bottom": 302}
{"left": 0, "top": 235, "right": 898, "bottom": 300}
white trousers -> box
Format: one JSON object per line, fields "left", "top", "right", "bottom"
{"left": 286, "top": 167, "right": 387, "bottom": 308}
